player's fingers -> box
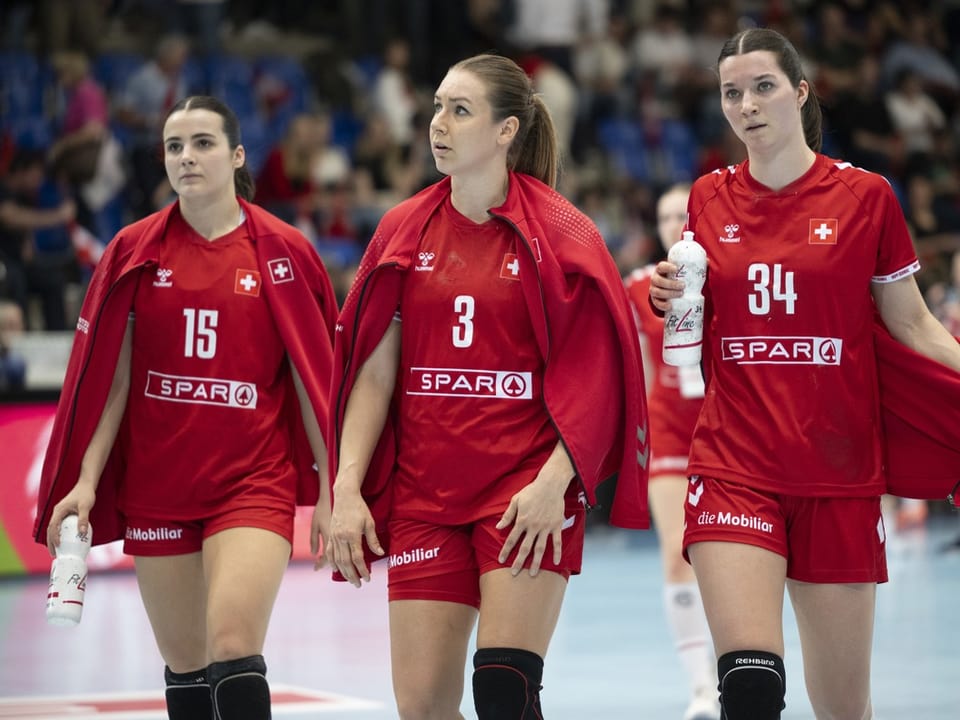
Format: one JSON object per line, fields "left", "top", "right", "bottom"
{"left": 498, "top": 527, "right": 522, "bottom": 564}
{"left": 510, "top": 536, "right": 535, "bottom": 576}
{"left": 551, "top": 527, "right": 563, "bottom": 566}
{"left": 496, "top": 499, "right": 518, "bottom": 530}
{"left": 528, "top": 533, "right": 549, "bottom": 577}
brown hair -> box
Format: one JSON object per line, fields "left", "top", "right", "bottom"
{"left": 450, "top": 54, "right": 560, "bottom": 188}
{"left": 718, "top": 28, "right": 822, "bottom": 153}
{"left": 165, "top": 95, "right": 256, "bottom": 200}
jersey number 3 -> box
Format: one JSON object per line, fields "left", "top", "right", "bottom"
{"left": 452, "top": 295, "right": 475, "bottom": 348}
{"left": 183, "top": 308, "right": 218, "bottom": 358}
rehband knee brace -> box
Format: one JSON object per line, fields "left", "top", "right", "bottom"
{"left": 717, "top": 650, "right": 786, "bottom": 720}
{"left": 208, "top": 654, "right": 270, "bottom": 720}
{"left": 472, "top": 647, "right": 544, "bottom": 719}
{"left": 164, "top": 666, "right": 211, "bottom": 720}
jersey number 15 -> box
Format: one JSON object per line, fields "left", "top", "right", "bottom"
{"left": 183, "top": 308, "right": 218, "bottom": 358}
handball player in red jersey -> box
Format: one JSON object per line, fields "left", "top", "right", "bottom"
{"left": 326, "top": 54, "right": 650, "bottom": 719}
{"left": 625, "top": 183, "right": 719, "bottom": 720}
{"left": 650, "top": 28, "right": 960, "bottom": 720}
{"left": 35, "top": 95, "right": 338, "bottom": 720}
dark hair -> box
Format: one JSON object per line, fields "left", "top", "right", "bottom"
{"left": 450, "top": 54, "right": 560, "bottom": 188}
{"left": 165, "top": 95, "right": 256, "bottom": 200}
{"left": 8, "top": 147, "right": 46, "bottom": 174}
{"left": 718, "top": 28, "right": 822, "bottom": 153}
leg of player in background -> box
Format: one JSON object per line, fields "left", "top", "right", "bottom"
{"left": 649, "top": 476, "right": 720, "bottom": 720}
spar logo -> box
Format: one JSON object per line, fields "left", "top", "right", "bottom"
{"left": 721, "top": 336, "right": 842, "bottom": 365}
{"left": 144, "top": 371, "right": 258, "bottom": 408}
{"left": 407, "top": 367, "right": 533, "bottom": 399}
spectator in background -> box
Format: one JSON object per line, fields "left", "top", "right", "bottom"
{"left": 630, "top": 3, "right": 696, "bottom": 109}
{"left": 0, "top": 148, "right": 76, "bottom": 331}
{"left": 371, "top": 37, "right": 420, "bottom": 157}
{"left": 826, "top": 54, "right": 904, "bottom": 178}
{"left": 885, "top": 68, "right": 947, "bottom": 159}
{"left": 47, "top": 51, "right": 114, "bottom": 238}
{"left": 505, "top": 0, "right": 608, "bottom": 79}
{"left": 809, "top": 2, "right": 864, "bottom": 102}
{"left": 171, "top": 0, "right": 226, "bottom": 57}
{"left": 37, "top": 0, "right": 105, "bottom": 58}
{"left": 881, "top": 12, "right": 960, "bottom": 99}
{"left": 0, "top": 300, "right": 27, "bottom": 391}
{"left": 255, "top": 112, "right": 324, "bottom": 230}
{"left": 114, "top": 34, "right": 192, "bottom": 219}
{"left": 926, "top": 250, "right": 960, "bottom": 336}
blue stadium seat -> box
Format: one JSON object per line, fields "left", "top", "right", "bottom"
{"left": 0, "top": 51, "right": 50, "bottom": 119}
{"left": 93, "top": 52, "right": 146, "bottom": 95}
{"left": 255, "top": 55, "right": 310, "bottom": 115}
{"left": 204, "top": 54, "right": 257, "bottom": 116}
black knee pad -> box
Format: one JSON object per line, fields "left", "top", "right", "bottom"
{"left": 472, "top": 647, "right": 544, "bottom": 720}
{"left": 717, "top": 650, "right": 786, "bottom": 720}
{"left": 164, "top": 666, "right": 211, "bottom": 720}
{"left": 207, "top": 655, "right": 271, "bottom": 720}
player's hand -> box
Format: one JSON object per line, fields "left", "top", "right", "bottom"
{"left": 496, "top": 477, "right": 566, "bottom": 577}
{"left": 310, "top": 497, "right": 333, "bottom": 571}
{"left": 329, "top": 486, "right": 383, "bottom": 588}
{"left": 46, "top": 483, "right": 96, "bottom": 556}
{"left": 650, "top": 260, "right": 684, "bottom": 312}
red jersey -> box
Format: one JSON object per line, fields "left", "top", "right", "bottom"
{"left": 122, "top": 210, "right": 297, "bottom": 517}
{"left": 395, "top": 197, "right": 557, "bottom": 522}
{"left": 625, "top": 267, "right": 703, "bottom": 475}
{"left": 686, "top": 155, "right": 919, "bottom": 496}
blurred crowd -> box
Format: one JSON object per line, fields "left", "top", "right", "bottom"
{"left": 2, "top": 0, "right": 960, "bottom": 359}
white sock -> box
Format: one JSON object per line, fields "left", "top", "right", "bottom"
{"left": 664, "top": 582, "right": 717, "bottom": 697}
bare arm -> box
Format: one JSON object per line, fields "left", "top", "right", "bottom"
{"left": 873, "top": 275, "right": 960, "bottom": 372}
{"left": 0, "top": 198, "right": 75, "bottom": 232}
{"left": 334, "top": 319, "right": 401, "bottom": 495}
{"left": 46, "top": 318, "right": 132, "bottom": 551}
{"left": 290, "top": 360, "right": 334, "bottom": 566}
{"left": 330, "top": 319, "right": 400, "bottom": 584}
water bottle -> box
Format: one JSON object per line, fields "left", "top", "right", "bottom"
{"left": 46, "top": 515, "right": 92, "bottom": 627}
{"left": 663, "top": 230, "right": 707, "bottom": 366}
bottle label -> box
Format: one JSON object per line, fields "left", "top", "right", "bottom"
{"left": 46, "top": 556, "right": 87, "bottom": 626}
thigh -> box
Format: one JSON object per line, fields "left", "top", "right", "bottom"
{"left": 389, "top": 599, "right": 478, "bottom": 715}
{"left": 476, "top": 567, "right": 568, "bottom": 656}
{"left": 787, "top": 580, "right": 876, "bottom": 719}
{"left": 202, "top": 526, "right": 291, "bottom": 660}
{"left": 648, "top": 474, "right": 695, "bottom": 583}
{"left": 134, "top": 552, "right": 207, "bottom": 671}
{"left": 688, "top": 541, "right": 787, "bottom": 656}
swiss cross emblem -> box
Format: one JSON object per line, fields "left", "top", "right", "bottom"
{"left": 234, "top": 269, "right": 261, "bottom": 296}
{"left": 267, "top": 258, "right": 294, "bottom": 284}
{"left": 500, "top": 253, "right": 521, "bottom": 281}
{"left": 809, "top": 218, "right": 838, "bottom": 245}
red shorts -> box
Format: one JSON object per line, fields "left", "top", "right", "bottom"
{"left": 123, "top": 504, "right": 295, "bottom": 556}
{"left": 682, "top": 477, "right": 887, "bottom": 584}
{"left": 387, "top": 503, "right": 586, "bottom": 608}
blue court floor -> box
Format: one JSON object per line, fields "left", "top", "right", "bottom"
{"left": 1, "top": 512, "right": 958, "bottom": 719}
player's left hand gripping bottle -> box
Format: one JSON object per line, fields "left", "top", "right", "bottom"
{"left": 46, "top": 515, "right": 92, "bottom": 627}
{"left": 663, "top": 230, "right": 707, "bottom": 367}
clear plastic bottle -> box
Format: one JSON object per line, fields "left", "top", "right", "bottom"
{"left": 46, "top": 515, "right": 92, "bottom": 627}
{"left": 663, "top": 230, "right": 707, "bottom": 367}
